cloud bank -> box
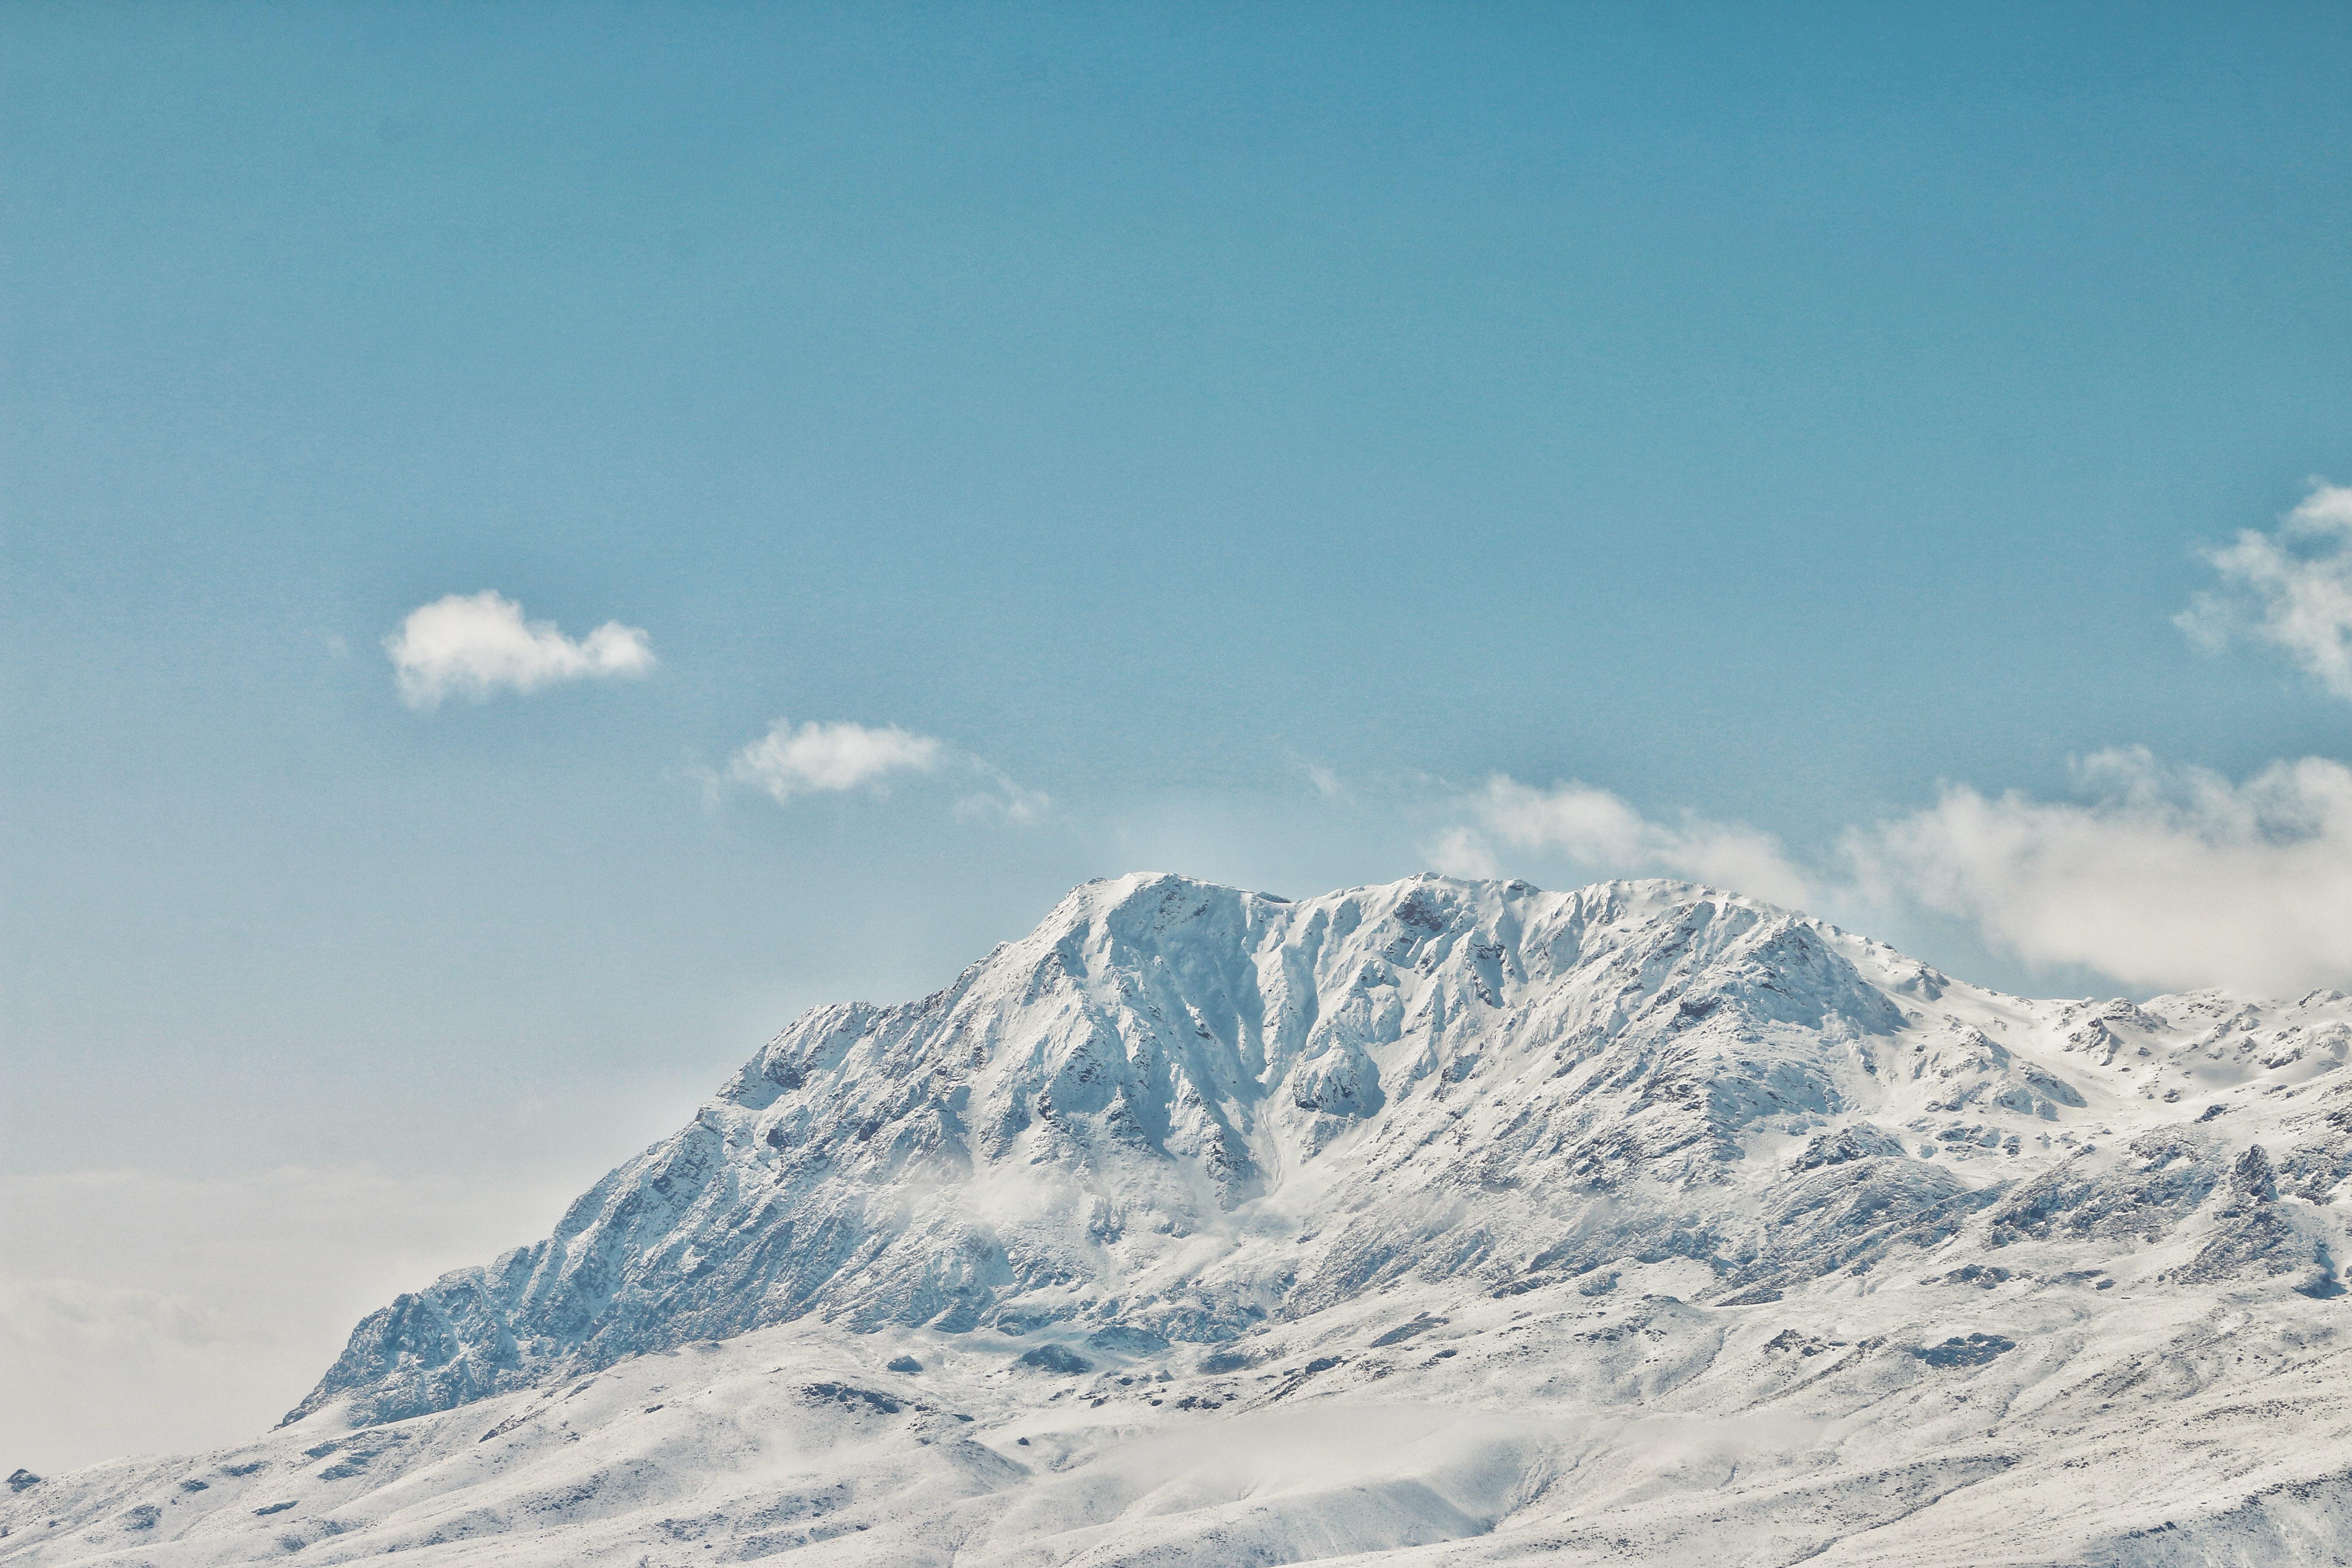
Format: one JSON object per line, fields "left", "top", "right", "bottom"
{"left": 2179, "top": 482, "right": 2352, "bottom": 700}
{"left": 1431, "top": 752, "right": 2352, "bottom": 997}
{"left": 1848, "top": 748, "right": 2352, "bottom": 996}
{"left": 386, "top": 591, "right": 655, "bottom": 709}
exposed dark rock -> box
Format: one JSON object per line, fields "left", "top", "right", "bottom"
{"left": 1912, "top": 1333, "right": 2015, "bottom": 1367}
{"left": 1792, "top": 1123, "right": 1906, "bottom": 1170}
{"left": 1015, "top": 1344, "right": 1091, "bottom": 1376}
{"left": 1367, "top": 1315, "right": 1446, "bottom": 1348}
{"left": 802, "top": 1382, "right": 903, "bottom": 1415}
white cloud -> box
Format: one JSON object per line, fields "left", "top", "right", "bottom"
{"left": 727, "top": 717, "right": 946, "bottom": 803}
{"left": 1849, "top": 747, "right": 2352, "bottom": 996}
{"left": 723, "top": 715, "right": 1047, "bottom": 821}
{"left": 386, "top": 591, "right": 655, "bottom": 710}
{"left": 1438, "top": 775, "right": 1816, "bottom": 910}
{"left": 2179, "top": 482, "right": 2352, "bottom": 700}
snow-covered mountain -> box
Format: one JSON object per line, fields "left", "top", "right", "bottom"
{"left": 12, "top": 873, "right": 2352, "bottom": 1566}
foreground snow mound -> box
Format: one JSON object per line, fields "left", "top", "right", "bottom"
{"left": 12, "top": 873, "right": 2352, "bottom": 1566}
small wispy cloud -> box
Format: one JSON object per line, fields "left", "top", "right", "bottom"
{"left": 2178, "top": 481, "right": 2352, "bottom": 700}
{"left": 386, "top": 591, "right": 655, "bottom": 710}
{"left": 724, "top": 716, "right": 1046, "bottom": 821}
{"left": 954, "top": 766, "right": 1052, "bottom": 824}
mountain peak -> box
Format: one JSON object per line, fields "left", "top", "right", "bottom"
{"left": 276, "top": 873, "right": 2349, "bottom": 1443}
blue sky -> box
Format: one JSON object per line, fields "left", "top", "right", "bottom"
{"left": 7, "top": 3, "right": 2352, "bottom": 1464}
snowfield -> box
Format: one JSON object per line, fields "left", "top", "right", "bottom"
{"left": 10, "top": 873, "right": 2352, "bottom": 1565}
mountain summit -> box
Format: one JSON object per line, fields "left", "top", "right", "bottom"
{"left": 286, "top": 873, "right": 1952, "bottom": 1424}
{"left": 14, "top": 873, "right": 2352, "bottom": 1566}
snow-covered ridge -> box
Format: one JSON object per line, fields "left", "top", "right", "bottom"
{"left": 13, "top": 873, "right": 2352, "bottom": 1566}
{"left": 283, "top": 873, "right": 2352, "bottom": 1422}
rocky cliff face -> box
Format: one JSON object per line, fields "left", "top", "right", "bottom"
{"left": 283, "top": 873, "right": 2352, "bottom": 1428}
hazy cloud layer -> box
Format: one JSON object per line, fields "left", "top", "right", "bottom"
{"left": 726, "top": 717, "right": 1045, "bottom": 821}
{"left": 0, "top": 1276, "right": 260, "bottom": 1472}
{"left": 2180, "top": 482, "right": 2352, "bottom": 700}
{"left": 386, "top": 591, "right": 655, "bottom": 709}
{"left": 0, "top": 1166, "right": 577, "bottom": 1471}
{"left": 1430, "top": 753, "right": 2352, "bottom": 997}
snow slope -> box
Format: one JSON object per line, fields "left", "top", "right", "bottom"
{"left": 11, "top": 873, "right": 2352, "bottom": 1566}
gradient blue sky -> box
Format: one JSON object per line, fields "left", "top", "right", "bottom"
{"left": 7, "top": 3, "right": 2352, "bottom": 1465}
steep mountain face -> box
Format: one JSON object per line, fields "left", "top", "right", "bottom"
{"left": 285, "top": 873, "right": 2352, "bottom": 1427}
{"left": 14, "top": 873, "right": 2352, "bottom": 1568}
